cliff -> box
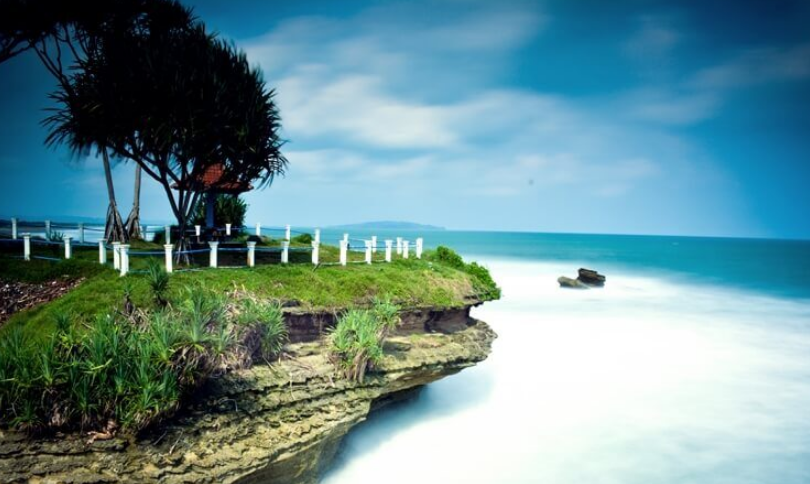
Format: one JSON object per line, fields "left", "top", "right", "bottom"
{"left": 0, "top": 310, "right": 496, "bottom": 483}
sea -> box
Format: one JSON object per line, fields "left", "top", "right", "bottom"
{"left": 318, "top": 230, "right": 810, "bottom": 484}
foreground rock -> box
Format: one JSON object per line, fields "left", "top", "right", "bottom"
{"left": 0, "top": 321, "right": 496, "bottom": 483}
{"left": 557, "top": 276, "right": 590, "bottom": 289}
{"left": 558, "top": 268, "right": 606, "bottom": 289}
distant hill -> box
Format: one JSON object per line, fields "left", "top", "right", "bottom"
{"left": 329, "top": 221, "right": 445, "bottom": 231}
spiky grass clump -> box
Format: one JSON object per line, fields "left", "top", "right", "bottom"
{"left": 329, "top": 297, "right": 401, "bottom": 383}
{"left": 235, "top": 297, "right": 286, "bottom": 360}
{"left": 146, "top": 260, "right": 170, "bottom": 307}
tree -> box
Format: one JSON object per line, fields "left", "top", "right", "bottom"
{"left": 192, "top": 195, "right": 249, "bottom": 229}
{"left": 1, "top": 0, "right": 196, "bottom": 242}
{"left": 45, "top": 21, "right": 286, "bottom": 251}
{"left": 125, "top": 166, "right": 142, "bottom": 239}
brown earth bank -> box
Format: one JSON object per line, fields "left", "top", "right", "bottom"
{"left": 0, "top": 278, "right": 84, "bottom": 326}
{"left": 0, "top": 310, "right": 496, "bottom": 483}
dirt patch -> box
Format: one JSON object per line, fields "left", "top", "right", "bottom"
{"left": 0, "top": 278, "right": 84, "bottom": 325}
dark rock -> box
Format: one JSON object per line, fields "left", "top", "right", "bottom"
{"left": 558, "top": 276, "right": 589, "bottom": 289}
{"left": 577, "top": 268, "right": 606, "bottom": 287}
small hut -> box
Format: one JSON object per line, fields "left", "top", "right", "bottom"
{"left": 172, "top": 164, "right": 252, "bottom": 228}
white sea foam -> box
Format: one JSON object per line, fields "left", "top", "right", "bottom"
{"left": 323, "top": 258, "right": 810, "bottom": 484}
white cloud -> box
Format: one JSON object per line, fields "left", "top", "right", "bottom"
{"left": 690, "top": 43, "right": 810, "bottom": 91}
{"left": 623, "top": 16, "right": 680, "bottom": 61}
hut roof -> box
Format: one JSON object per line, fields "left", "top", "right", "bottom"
{"left": 171, "top": 164, "right": 253, "bottom": 194}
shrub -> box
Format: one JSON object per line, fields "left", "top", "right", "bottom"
{"left": 292, "top": 233, "right": 312, "bottom": 244}
{"left": 430, "top": 246, "right": 501, "bottom": 301}
{"left": 235, "top": 297, "right": 287, "bottom": 360}
{"left": 192, "top": 195, "right": 248, "bottom": 228}
{"left": 434, "top": 245, "right": 465, "bottom": 270}
{"left": 146, "top": 260, "right": 170, "bottom": 307}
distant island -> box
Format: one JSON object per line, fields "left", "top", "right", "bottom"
{"left": 330, "top": 221, "right": 446, "bottom": 231}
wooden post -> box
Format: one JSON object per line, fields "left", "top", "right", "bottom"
{"left": 98, "top": 239, "right": 107, "bottom": 264}
{"left": 396, "top": 237, "right": 403, "bottom": 255}
{"left": 312, "top": 241, "right": 319, "bottom": 265}
{"left": 339, "top": 240, "right": 348, "bottom": 266}
{"left": 112, "top": 242, "right": 121, "bottom": 270}
{"left": 64, "top": 236, "right": 72, "bottom": 259}
{"left": 364, "top": 240, "right": 372, "bottom": 264}
{"left": 255, "top": 223, "right": 261, "bottom": 236}
{"left": 247, "top": 241, "right": 256, "bottom": 267}
{"left": 403, "top": 240, "right": 410, "bottom": 259}
{"left": 209, "top": 241, "right": 219, "bottom": 268}
{"left": 23, "top": 233, "right": 30, "bottom": 261}
{"left": 226, "top": 223, "right": 232, "bottom": 236}
{"left": 119, "top": 245, "right": 130, "bottom": 276}
{"left": 385, "top": 240, "right": 392, "bottom": 262}
{"left": 164, "top": 244, "right": 174, "bottom": 273}
{"left": 11, "top": 217, "right": 17, "bottom": 239}
{"left": 371, "top": 235, "right": 377, "bottom": 253}
{"left": 78, "top": 223, "right": 85, "bottom": 244}
{"left": 285, "top": 224, "right": 291, "bottom": 241}
{"left": 164, "top": 225, "right": 171, "bottom": 244}
{"left": 281, "top": 241, "right": 289, "bottom": 264}
{"left": 416, "top": 237, "right": 424, "bottom": 259}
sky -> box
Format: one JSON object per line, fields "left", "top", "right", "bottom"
{"left": 0, "top": 0, "right": 809, "bottom": 238}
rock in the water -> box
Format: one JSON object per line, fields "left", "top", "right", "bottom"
{"left": 558, "top": 276, "right": 589, "bottom": 289}
{"left": 577, "top": 268, "right": 606, "bottom": 287}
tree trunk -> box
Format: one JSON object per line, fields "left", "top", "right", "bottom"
{"left": 102, "top": 148, "right": 128, "bottom": 243}
{"left": 125, "top": 165, "right": 143, "bottom": 239}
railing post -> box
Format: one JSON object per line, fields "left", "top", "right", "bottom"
{"left": 396, "top": 237, "right": 403, "bottom": 255}
{"left": 416, "top": 237, "right": 423, "bottom": 259}
{"left": 209, "top": 241, "right": 219, "bottom": 268}
{"left": 314, "top": 228, "right": 320, "bottom": 245}
{"left": 281, "top": 241, "right": 289, "bottom": 264}
{"left": 164, "top": 225, "right": 171, "bottom": 244}
{"left": 64, "top": 236, "right": 72, "bottom": 259}
{"left": 255, "top": 223, "right": 261, "bottom": 236}
{"left": 119, "top": 244, "right": 130, "bottom": 276}
{"left": 11, "top": 217, "right": 17, "bottom": 240}
{"left": 339, "top": 240, "right": 348, "bottom": 266}
{"left": 78, "top": 223, "right": 85, "bottom": 244}
{"left": 247, "top": 241, "right": 256, "bottom": 267}
{"left": 371, "top": 235, "right": 377, "bottom": 253}
{"left": 403, "top": 240, "right": 410, "bottom": 259}
{"left": 226, "top": 223, "right": 232, "bottom": 236}
{"left": 23, "top": 233, "right": 31, "bottom": 261}
{"left": 164, "top": 244, "right": 174, "bottom": 273}
{"left": 45, "top": 220, "right": 51, "bottom": 239}
{"left": 195, "top": 225, "right": 201, "bottom": 237}
{"left": 364, "top": 240, "right": 372, "bottom": 264}
{"left": 311, "top": 241, "right": 319, "bottom": 265}
{"left": 112, "top": 241, "right": 121, "bottom": 270}
{"left": 285, "top": 224, "right": 291, "bottom": 241}
{"left": 98, "top": 239, "right": 107, "bottom": 264}
{"left": 343, "top": 233, "right": 349, "bottom": 245}
{"left": 385, "top": 240, "right": 392, "bottom": 262}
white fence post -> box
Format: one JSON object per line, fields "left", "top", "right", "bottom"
{"left": 339, "top": 240, "right": 348, "bottom": 266}
{"left": 164, "top": 225, "right": 171, "bottom": 244}
{"left": 164, "top": 244, "right": 174, "bottom": 273}
{"left": 195, "top": 225, "right": 201, "bottom": 237}
{"left": 209, "top": 241, "right": 219, "bottom": 268}
{"left": 385, "top": 240, "right": 392, "bottom": 262}
{"left": 403, "top": 240, "right": 410, "bottom": 259}
{"left": 112, "top": 242, "right": 121, "bottom": 270}
{"left": 364, "top": 240, "right": 372, "bottom": 264}
{"left": 119, "top": 245, "right": 130, "bottom": 276}
{"left": 281, "top": 241, "right": 289, "bottom": 264}
{"left": 226, "top": 223, "right": 232, "bottom": 236}
{"left": 64, "top": 236, "right": 72, "bottom": 259}
{"left": 416, "top": 237, "right": 423, "bottom": 259}
{"left": 98, "top": 239, "right": 107, "bottom": 264}
{"left": 11, "top": 217, "right": 17, "bottom": 239}
{"left": 314, "top": 229, "right": 320, "bottom": 245}
{"left": 45, "top": 220, "right": 51, "bottom": 239}
{"left": 396, "top": 237, "right": 403, "bottom": 255}
{"left": 285, "top": 224, "right": 291, "bottom": 241}
{"left": 371, "top": 235, "right": 377, "bottom": 253}
{"left": 311, "top": 241, "right": 319, "bottom": 265}
{"left": 247, "top": 241, "right": 256, "bottom": 267}
{"left": 78, "top": 223, "right": 85, "bottom": 244}
{"left": 255, "top": 223, "right": 261, "bottom": 237}
{"left": 343, "top": 233, "right": 349, "bottom": 245}
{"left": 23, "top": 233, "right": 31, "bottom": 261}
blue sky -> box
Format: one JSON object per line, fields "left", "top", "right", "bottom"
{"left": 1, "top": 0, "right": 809, "bottom": 238}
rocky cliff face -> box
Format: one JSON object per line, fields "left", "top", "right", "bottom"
{"left": 0, "top": 311, "right": 495, "bottom": 483}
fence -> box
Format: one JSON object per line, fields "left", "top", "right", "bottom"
{"left": 0, "top": 218, "right": 425, "bottom": 277}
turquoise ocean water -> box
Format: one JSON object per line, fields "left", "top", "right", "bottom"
{"left": 320, "top": 230, "right": 810, "bottom": 484}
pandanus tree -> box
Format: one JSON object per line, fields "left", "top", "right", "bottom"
{"left": 46, "top": 22, "right": 286, "bottom": 252}
{"left": 0, "top": 0, "right": 196, "bottom": 242}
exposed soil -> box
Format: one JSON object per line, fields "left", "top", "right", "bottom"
{"left": 0, "top": 277, "right": 84, "bottom": 325}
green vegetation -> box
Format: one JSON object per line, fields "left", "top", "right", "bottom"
{"left": 192, "top": 195, "right": 249, "bottom": 228}
{"left": 329, "top": 296, "right": 401, "bottom": 383}
{"left": 428, "top": 246, "right": 501, "bottom": 300}
{"left": 0, "top": 284, "right": 286, "bottom": 434}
